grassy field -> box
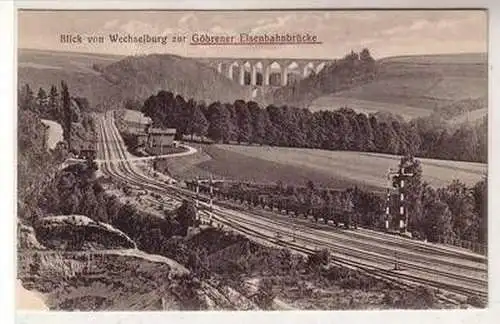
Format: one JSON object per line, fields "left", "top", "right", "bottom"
{"left": 309, "top": 96, "right": 431, "bottom": 120}
{"left": 18, "top": 49, "right": 124, "bottom": 74}
{"left": 307, "top": 53, "right": 487, "bottom": 121}
{"left": 448, "top": 107, "right": 488, "bottom": 126}
{"left": 379, "top": 53, "right": 487, "bottom": 65}
{"left": 165, "top": 144, "right": 486, "bottom": 190}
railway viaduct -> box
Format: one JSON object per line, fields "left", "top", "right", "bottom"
{"left": 195, "top": 57, "right": 333, "bottom": 87}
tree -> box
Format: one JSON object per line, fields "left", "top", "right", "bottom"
{"left": 124, "top": 98, "right": 142, "bottom": 111}
{"left": 321, "top": 190, "right": 334, "bottom": 223}
{"left": 234, "top": 100, "right": 253, "bottom": 144}
{"left": 61, "top": 81, "right": 72, "bottom": 149}
{"left": 174, "top": 95, "right": 189, "bottom": 136}
{"left": 254, "top": 278, "right": 275, "bottom": 310}
{"left": 248, "top": 102, "right": 271, "bottom": 145}
{"left": 190, "top": 104, "right": 208, "bottom": 140}
{"left": 207, "top": 102, "right": 232, "bottom": 143}
{"left": 176, "top": 199, "right": 197, "bottom": 236}
{"left": 19, "top": 84, "right": 34, "bottom": 111}
{"left": 356, "top": 113, "right": 375, "bottom": 151}
{"left": 352, "top": 188, "right": 384, "bottom": 228}
{"left": 307, "top": 248, "right": 330, "bottom": 268}
{"left": 304, "top": 180, "right": 317, "bottom": 216}
{"left": 421, "top": 184, "right": 454, "bottom": 242}
{"left": 73, "top": 97, "right": 90, "bottom": 113}
{"left": 472, "top": 178, "right": 487, "bottom": 244}
{"left": 448, "top": 125, "right": 479, "bottom": 162}
{"left": 48, "top": 85, "right": 60, "bottom": 121}
{"left": 36, "top": 87, "right": 48, "bottom": 115}
{"left": 360, "top": 48, "right": 375, "bottom": 64}
{"left": 439, "top": 180, "right": 477, "bottom": 241}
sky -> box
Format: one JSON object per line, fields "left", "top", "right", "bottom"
{"left": 17, "top": 10, "right": 487, "bottom": 59}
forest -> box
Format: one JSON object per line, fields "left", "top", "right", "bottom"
{"left": 18, "top": 83, "right": 97, "bottom": 154}
{"left": 269, "top": 49, "right": 378, "bottom": 106}
{"left": 18, "top": 81, "right": 99, "bottom": 224}
{"left": 141, "top": 92, "right": 487, "bottom": 163}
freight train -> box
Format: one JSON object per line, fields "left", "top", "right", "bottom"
{"left": 184, "top": 179, "right": 359, "bottom": 229}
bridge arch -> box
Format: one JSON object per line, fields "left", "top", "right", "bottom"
{"left": 284, "top": 61, "right": 302, "bottom": 86}
{"left": 303, "top": 62, "right": 316, "bottom": 78}
{"left": 240, "top": 61, "right": 253, "bottom": 85}
{"left": 252, "top": 61, "right": 264, "bottom": 86}
{"left": 265, "top": 61, "right": 284, "bottom": 86}
{"left": 227, "top": 61, "right": 240, "bottom": 80}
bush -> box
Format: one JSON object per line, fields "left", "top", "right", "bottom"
{"left": 467, "top": 295, "right": 486, "bottom": 308}
{"left": 307, "top": 249, "right": 330, "bottom": 268}
{"left": 382, "top": 292, "right": 395, "bottom": 305}
{"left": 254, "top": 278, "right": 275, "bottom": 310}
{"left": 396, "top": 286, "right": 437, "bottom": 309}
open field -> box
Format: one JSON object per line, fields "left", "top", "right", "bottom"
{"left": 162, "top": 144, "right": 379, "bottom": 191}
{"left": 18, "top": 49, "right": 124, "bottom": 74}
{"left": 379, "top": 53, "right": 487, "bottom": 65}
{"left": 165, "top": 144, "right": 486, "bottom": 190}
{"left": 448, "top": 107, "right": 488, "bottom": 126}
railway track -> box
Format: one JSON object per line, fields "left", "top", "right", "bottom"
{"left": 96, "top": 113, "right": 488, "bottom": 302}
{"left": 170, "top": 186, "right": 486, "bottom": 274}
{"left": 206, "top": 210, "right": 484, "bottom": 302}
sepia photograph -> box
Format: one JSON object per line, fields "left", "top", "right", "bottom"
{"left": 15, "top": 8, "right": 488, "bottom": 312}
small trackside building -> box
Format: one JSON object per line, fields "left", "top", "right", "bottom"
{"left": 147, "top": 127, "right": 177, "bottom": 148}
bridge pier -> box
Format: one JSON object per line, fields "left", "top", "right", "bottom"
{"left": 281, "top": 67, "right": 288, "bottom": 86}
{"left": 251, "top": 66, "right": 257, "bottom": 86}
{"left": 264, "top": 66, "right": 270, "bottom": 86}
{"left": 239, "top": 65, "right": 245, "bottom": 85}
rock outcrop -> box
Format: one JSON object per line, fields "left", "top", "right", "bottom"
{"left": 33, "top": 215, "right": 137, "bottom": 251}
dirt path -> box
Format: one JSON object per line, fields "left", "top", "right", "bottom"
{"left": 41, "top": 119, "right": 63, "bottom": 150}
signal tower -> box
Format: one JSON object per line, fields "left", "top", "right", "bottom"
{"left": 385, "top": 163, "right": 414, "bottom": 234}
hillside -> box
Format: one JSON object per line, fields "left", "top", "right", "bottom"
{"left": 273, "top": 52, "right": 487, "bottom": 122}
{"left": 18, "top": 49, "right": 251, "bottom": 111}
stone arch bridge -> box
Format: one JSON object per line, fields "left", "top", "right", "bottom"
{"left": 195, "top": 57, "right": 333, "bottom": 87}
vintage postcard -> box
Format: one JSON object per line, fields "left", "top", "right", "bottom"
{"left": 16, "top": 8, "right": 488, "bottom": 312}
